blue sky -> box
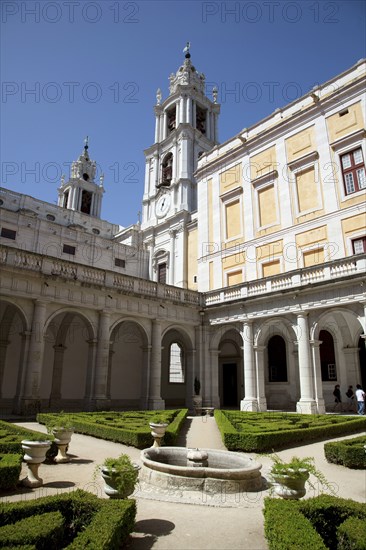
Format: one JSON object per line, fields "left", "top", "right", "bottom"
{"left": 1, "top": 0, "right": 365, "bottom": 227}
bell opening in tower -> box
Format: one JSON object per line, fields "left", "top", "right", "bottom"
{"left": 167, "top": 106, "right": 176, "bottom": 134}
{"left": 81, "top": 190, "right": 92, "bottom": 214}
{"left": 63, "top": 190, "right": 69, "bottom": 208}
{"left": 196, "top": 105, "right": 206, "bottom": 134}
{"left": 160, "top": 153, "right": 173, "bottom": 187}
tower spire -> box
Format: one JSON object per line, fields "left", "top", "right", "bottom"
{"left": 183, "top": 41, "right": 191, "bottom": 59}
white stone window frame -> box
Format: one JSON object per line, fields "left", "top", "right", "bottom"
{"left": 300, "top": 242, "right": 327, "bottom": 268}
{"left": 259, "top": 255, "right": 284, "bottom": 278}
{"left": 252, "top": 169, "right": 280, "bottom": 231}
{"left": 330, "top": 129, "right": 366, "bottom": 203}
{"left": 224, "top": 265, "right": 245, "bottom": 287}
{"left": 288, "top": 151, "right": 322, "bottom": 218}
{"left": 220, "top": 187, "right": 243, "bottom": 243}
{"left": 346, "top": 231, "right": 366, "bottom": 255}
{"left": 152, "top": 249, "right": 170, "bottom": 282}
{"left": 168, "top": 341, "right": 186, "bottom": 384}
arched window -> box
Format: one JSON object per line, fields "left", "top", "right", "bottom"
{"left": 161, "top": 153, "right": 173, "bottom": 187}
{"left": 320, "top": 330, "right": 337, "bottom": 381}
{"left": 268, "top": 335, "right": 287, "bottom": 382}
{"left": 169, "top": 342, "right": 184, "bottom": 383}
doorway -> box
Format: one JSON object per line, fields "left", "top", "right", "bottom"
{"left": 222, "top": 363, "right": 238, "bottom": 407}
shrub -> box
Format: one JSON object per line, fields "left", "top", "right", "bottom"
{"left": 263, "top": 498, "right": 327, "bottom": 550}
{"left": 0, "top": 489, "right": 136, "bottom": 549}
{"left": 0, "top": 511, "right": 64, "bottom": 549}
{"left": 299, "top": 495, "right": 366, "bottom": 549}
{"left": 337, "top": 516, "right": 366, "bottom": 550}
{"left": 0, "top": 453, "right": 22, "bottom": 490}
{"left": 37, "top": 409, "right": 188, "bottom": 448}
{"left": 215, "top": 410, "right": 366, "bottom": 452}
{"left": 324, "top": 436, "right": 366, "bottom": 469}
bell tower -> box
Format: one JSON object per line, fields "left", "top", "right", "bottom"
{"left": 142, "top": 45, "right": 220, "bottom": 287}
{"left": 58, "top": 138, "right": 104, "bottom": 218}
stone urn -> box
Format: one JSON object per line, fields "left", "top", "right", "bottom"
{"left": 101, "top": 463, "right": 140, "bottom": 499}
{"left": 21, "top": 440, "right": 51, "bottom": 488}
{"left": 271, "top": 469, "right": 309, "bottom": 500}
{"left": 149, "top": 422, "right": 168, "bottom": 447}
{"left": 192, "top": 395, "right": 203, "bottom": 415}
{"left": 52, "top": 427, "right": 75, "bottom": 463}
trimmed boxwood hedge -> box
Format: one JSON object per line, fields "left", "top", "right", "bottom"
{"left": 37, "top": 409, "right": 188, "bottom": 449}
{"left": 215, "top": 410, "right": 366, "bottom": 452}
{"left": 337, "top": 516, "right": 366, "bottom": 550}
{"left": 263, "top": 498, "right": 327, "bottom": 550}
{"left": 0, "top": 489, "right": 136, "bottom": 549}
{"left": 0, "top": 453, "right": 22, "bottom": 491}
{"left": 0, "top": 511, "right": 64, "bottom": 549}
{"left": 0, "top": 420, "right": 51, "bottom": 454}
{"left": 324, "top": 435, "right": 366, "bottom": 469}
{"left": 299, "top": 495, "right": 366, "bottom": 549}
{"left": 264, "top": 496, "right": 366, "bottom": 550}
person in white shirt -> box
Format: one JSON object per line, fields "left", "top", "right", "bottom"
{"left": 355, "top": 384, "right": 365, "bottom": 415}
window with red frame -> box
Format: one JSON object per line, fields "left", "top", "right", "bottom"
{"left": 341, "top": 148, "right": 366, "bottom": 195}
{"left": 352, "top": 236, "right": 366, "bottom": 254}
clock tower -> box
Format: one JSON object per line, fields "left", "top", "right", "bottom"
{"left": 142, "top": 46, "right": 220, "bottom": 287}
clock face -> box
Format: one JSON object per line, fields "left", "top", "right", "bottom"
{"left": 156, "top": 193, "right": 171, "bottom": 218}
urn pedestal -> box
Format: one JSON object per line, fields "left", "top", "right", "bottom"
{"left": 52, "top": 428, "right": 74, "bottom": 463}
{"left": 21, "top": 440, "right": 51, "bottom": 488}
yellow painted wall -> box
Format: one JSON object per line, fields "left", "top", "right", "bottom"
{"left": 296, "top": 225, "right": 327, "bottom": 247}
{"left": 250, "top": 146, "right": 277, "bottom": 180}
{"left": 303, "top": 247, "right": 325, "bottom": 267}
{"left": 209, "top": 261, "right": 214, "bottom": 290}
{"left": 187, "top": 227, "right": 198, "bottom": 290}
{"left": 225, "top": 200, "right": 241, "bottom": 239}
{"left": 227, "top": 270, "right": 243, "bottom": 286}
{"left": 219, "top": 163, "right": 241, "bottom": 195}
{"left": 262, "top": 260, "right": 281, "bottom": 277}
{"left": 286, "top": 126, "right": 316, "bottom": 162}
{"left": 258, "top": 185, "right": 277, "bottom": 227}
{"left": 208, "top": 178, "right": 213, "bottom": 243}
{"left": 296, "top": 166, "right": 320, "bottom": 212}
{"left": 326, "top": 102, "right": 364, "bottom": 143}
{"left": 341, "top": 213, "right": 366, "bottom": 252}
{"left": 256, "top": 240, "right": 283, "bottom": 261}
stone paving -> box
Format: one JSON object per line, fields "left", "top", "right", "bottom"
{"left": 0, "top": 416, "right": 365, "bottom": 549}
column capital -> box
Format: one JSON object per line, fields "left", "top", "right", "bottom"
{"left": 310, "top": 339, "right": 322, "bottom": 347}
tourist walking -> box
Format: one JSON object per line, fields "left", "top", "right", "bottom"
{"left": 355, "top": 385, "right": 365, "bottom": 415}
{"left": 345, "top": 385, "right": 355, "bottom": 412}
{"left": 333, "top": 384, "right": 342, "bottom": 412}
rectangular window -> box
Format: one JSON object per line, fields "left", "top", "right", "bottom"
{"left": 1, "top": 228, "right": 16, "bottom": 240}
{"left": 63, "top": 244, "right": 75, "bottom": 255}
{"left": 327, "top": 364, "right": 337, "bottom": 380}
{"left": 341, "top": 148, "right": 365, "bottom": 195}
{"left": 115, "top": 258, "right": 126, "bottom": 268}
{"left": 352, "top": 236, "right": 366, "bottom": 254}
{"left": 158, "top": 263, "right": 167, "bottom": 284}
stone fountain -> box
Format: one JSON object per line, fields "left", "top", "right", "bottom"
{"left": 139, "top": 447, "right": 263, "bottom": 507}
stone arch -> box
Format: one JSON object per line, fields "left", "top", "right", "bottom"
{"left": 161, "top": 152, "right": 173, "bottom": 186}
{"left": 0, "top": 300, "right": 29, "bottom": 413}
{"left": 42, "top": 309, "right": 96, "bottom": 410}
{"left": 110, "top": 319, "right": 149, "bottom": 409}
{"left": 161, "top": 326, "right": 193, "bottom": 408}
{"left": 217, "top": 327, "right": 243, "bottom": 408}
{"left": 255, "top": 317, "right": 298, "bottom": 412}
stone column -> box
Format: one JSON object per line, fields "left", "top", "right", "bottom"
{"left": 106, "top": 346, "right": 115, "bottom": 400}
{"left": 140, "top": 345, "right": 151, "bottom": 410}
{"left": 206, "top": 109, "right": 211, "bottom": 140}
{"left": 93, "top": 311, "right": 111, "bottom": 409}
{"left": 148, "top": 320, "right": 165, "bottom": 409}
{"left": 254, "top": 345, "right": 267, "bottom": 411}
{"left": 23, "top": 301, "right": 47, "bottom": 405}
{"left": 240, "top": 321, "right": 258, "bottom": 411}
{"left": 187, "top": 98, "right": 192, "bottom": 125}
{"left": 185, "top": 349, "right": 196, "bottom": 409}
{"left": 0, "top": 338, "right": 10, "bottom": 399}
{"left": 12, "top": 331, "right": 31, "bottom": 414}
{"left": 162, "top": 111, "right": 167, "bottom": 140}
{"left": 169, "top": 229, "right": 176, "bottom": 286}
{"left": 50, "top": 344, "right": 67, "bottom": 401}
{"left": 83, "top": 338, "right": 97, "bottom": 408}
{"left": 208, "top": 349, "right": 220, "bottom": 408}
{"left": 310, "top": 340, "right": 325, "bottom": 414}
{"left": 296, "top": 313, "right": 317, "bottom": 414}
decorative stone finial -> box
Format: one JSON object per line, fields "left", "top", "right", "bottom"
{"left": 183, "top": 41, "right": 191, "bottom": 59}
{"left": 212, "top": 86, "right": 218, "bottom": 104}
{"left": 156, "top": 88, "right": 162, "bottom": 105}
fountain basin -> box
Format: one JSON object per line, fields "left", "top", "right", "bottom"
{"left": 140, "top": 447, "right": 263, "bottom": 494}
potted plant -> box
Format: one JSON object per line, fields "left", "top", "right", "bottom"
{"left": 45, "top": 413, "right": 75, "bottom": 463}
{"left": 100, "top": 454, "right": 140, "bottom": 499}
{"left": 149, "top": 414, "right": 169, "bottom": 447}
{"left": 21, "top": 439, "right": 52, "bottom": 487}
{"left": 193, "top": 377, "right": 202, "bottom": 415}
{"left": 268, "top": 454, "right": 334, "bottom": 500}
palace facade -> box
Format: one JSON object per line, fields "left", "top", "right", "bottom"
{"left": 1, "top": 54, "right": 365, "bottom": 415}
